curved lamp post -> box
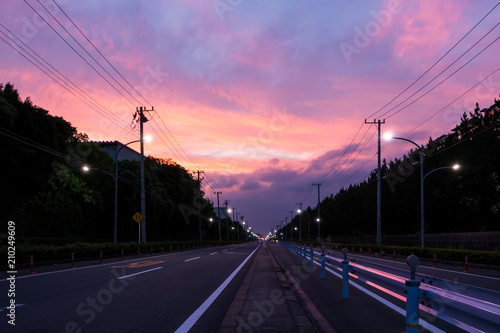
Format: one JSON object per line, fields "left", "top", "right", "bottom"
{"left": 114, "top": 139, "right": 148, "bottom": 244}
{"left": 387, "top": 134, "right": 459, "bottom": 248}
{"left": 422, "top": 164, "right": 460, "bottom": 247}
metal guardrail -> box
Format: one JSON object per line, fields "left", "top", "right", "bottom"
{"left": 285, "top": 243, "right": 500, "bottom": 333}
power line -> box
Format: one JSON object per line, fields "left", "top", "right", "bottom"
{"left": 0, "top": 33, "right": 133, "bottom": 134}
{"left": 0, "top": 24, "right": 134, "bottom": 133}
{"left": 49, "top": 0, "right": 153, "bottom": 107}
{"left": 365, "top": 1, "right": 500, "bottom": 120}
{"left": 23, "top": 0, "right": 137, "bottom": 107}
{"left": 382, "top": 23, "right": 500, "bottom": 120}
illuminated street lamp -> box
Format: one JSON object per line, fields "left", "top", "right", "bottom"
{"left": 114, "top": 138, "right": 150, "bottom": 244}
{"left": 386, "top": 133, "right": 460, "bottom": 248}
{"left": 422, "top": 164, "right": 460, "bottom": 247}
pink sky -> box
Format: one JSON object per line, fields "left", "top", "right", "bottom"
{"left": 1, "top": 0, "right": 499, "bottom": 235}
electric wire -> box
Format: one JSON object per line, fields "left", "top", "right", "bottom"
{"left": 0, "top": 34, "right": 133, "bottom": 133}
{"left": 49, "top": 0, "right": 154, "bottom": 107}
{"left": 35, "top": 0, "right": 146, "bottom": 107}
{"left": 23, "top": 0, "right": 137, "bottom": 107}
{"left": 365, "top": 1, "right": 500, "bottom": 120}
{"left": 381, "top": 24, "right": 500, "bottom": 120}
{"left": 0, "top": 24, "right": 134, "bottom": 134}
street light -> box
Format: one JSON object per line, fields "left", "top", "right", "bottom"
{"left": 422, "top": 164, "right": 460, "bottom": 247}
{"left": 316, "top": 218, "right": 320, "bottom": 243}
{"left": 386, "top": 134, "right": 424, "bottom": 247}
{"left": 386, "top": 133, "right": 460, "bottom": 248}
{"left": 114, "top": 139, "right": 149, "bottom": 244}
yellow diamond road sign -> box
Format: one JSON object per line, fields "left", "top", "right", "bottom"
{"left": 132, "top": 212, "right": 143, "bottom": 223}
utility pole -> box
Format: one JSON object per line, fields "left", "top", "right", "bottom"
{"left": 135, "top": 106, "right": 154, "bottom": 243}
{"left": 233, "top": 207, "right": 237, "bottom": 241}
{"left": 224, "top": 200, "right": 230, "bottom": 240}
{"left": 214, "top": 191, "right": 222, "bottom": 241}
{"left": 236, "top": 211, "right": 240, "bottom": 241}
{"left": 296, "top": 203, "right": 303, "bottom": 242}
{"left": 284, "top": 217, "right": 288, "bottom": 242}
{"left": 312, "top": 183, "right": 321, "bottom": 242}
{"left": 289, "top": 211, "right": 294, "bottom": 241}
{"left": 195, "top": 171, "right": 205, "bottom": 241}
{"left": 365, "top": 119, "right": 385, "bottom": 245}
{"left": 240, "top": 216, "right": 245, "bottom": 241}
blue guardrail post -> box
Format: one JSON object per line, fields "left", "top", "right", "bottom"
{"left": 321, "top": 245, "right": 326, "bottom": 279}
{"left": 405, "top": 255, "right": 421, "bottom": 333}
{"left": 310, "top": 244, "right": 314, "bottom": 269}
{"left": 342, "top": 248, "right": 349, "bottom": 298}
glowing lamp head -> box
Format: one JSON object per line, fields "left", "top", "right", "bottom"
{"left": 383, "top": 132, "right": 393, "bottom": 141}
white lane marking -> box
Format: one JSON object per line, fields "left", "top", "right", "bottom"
{"left": 209, "top": 252, "right": 218, "bottom": 256}
{"left": 0, "top": 250, "right": 186, "bottom": 281}
{"left": 174, "top": 245, "right": 260, "bottom": 333}
{"left": 117, "top": 267, "right": 162, "bottom": 280}
{"left": 0, "top": 304, "right": 24, "bottom": 312}
{"left": 0, "top": 245, "right": 243, "bottom": 282}
{"left": 184, "top": 257, "right": 200, "bottom": 262}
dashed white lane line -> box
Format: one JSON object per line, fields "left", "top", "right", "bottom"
{"left": 117, "top": 267, "right": 163, "bottom": 280}
{"left": 209, "top": 252, "right": 218, "bottom": 256}
{"left": 184, "top": 257, "right": 201, "bottom": 262}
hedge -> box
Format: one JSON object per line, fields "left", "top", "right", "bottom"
{"left": 297, "top": 241, "right": 500, "bottom": 266}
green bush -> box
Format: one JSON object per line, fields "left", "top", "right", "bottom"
{"left": 297, "top": 241, "right": 500, "bottom": 266}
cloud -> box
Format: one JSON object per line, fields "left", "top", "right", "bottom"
{"left": 240, "top": 179, "right": 261, "bottom": 191}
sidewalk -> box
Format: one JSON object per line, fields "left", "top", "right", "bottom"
{"left": 218, "top": 243, "right": 320, "bottom": 333}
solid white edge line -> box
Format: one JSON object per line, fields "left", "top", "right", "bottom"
{"left": 184, "top": 257, "right": 201, "bottom": 262}
{"left": 174, "top": 244, "right": 260, "bottom": 333}
{"left": 117, "top": 266, "right": 163, "bottom": 280}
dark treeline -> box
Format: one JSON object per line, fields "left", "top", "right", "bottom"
{"left": 284, "top": 97, "right": 500, "bottom": 241}
{"left": 1, "top": 83, "right": 242, "bottom": 243}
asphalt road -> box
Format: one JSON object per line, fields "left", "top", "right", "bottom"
{"left": 0, "top": 243, "right": 260, "bottom": 333}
